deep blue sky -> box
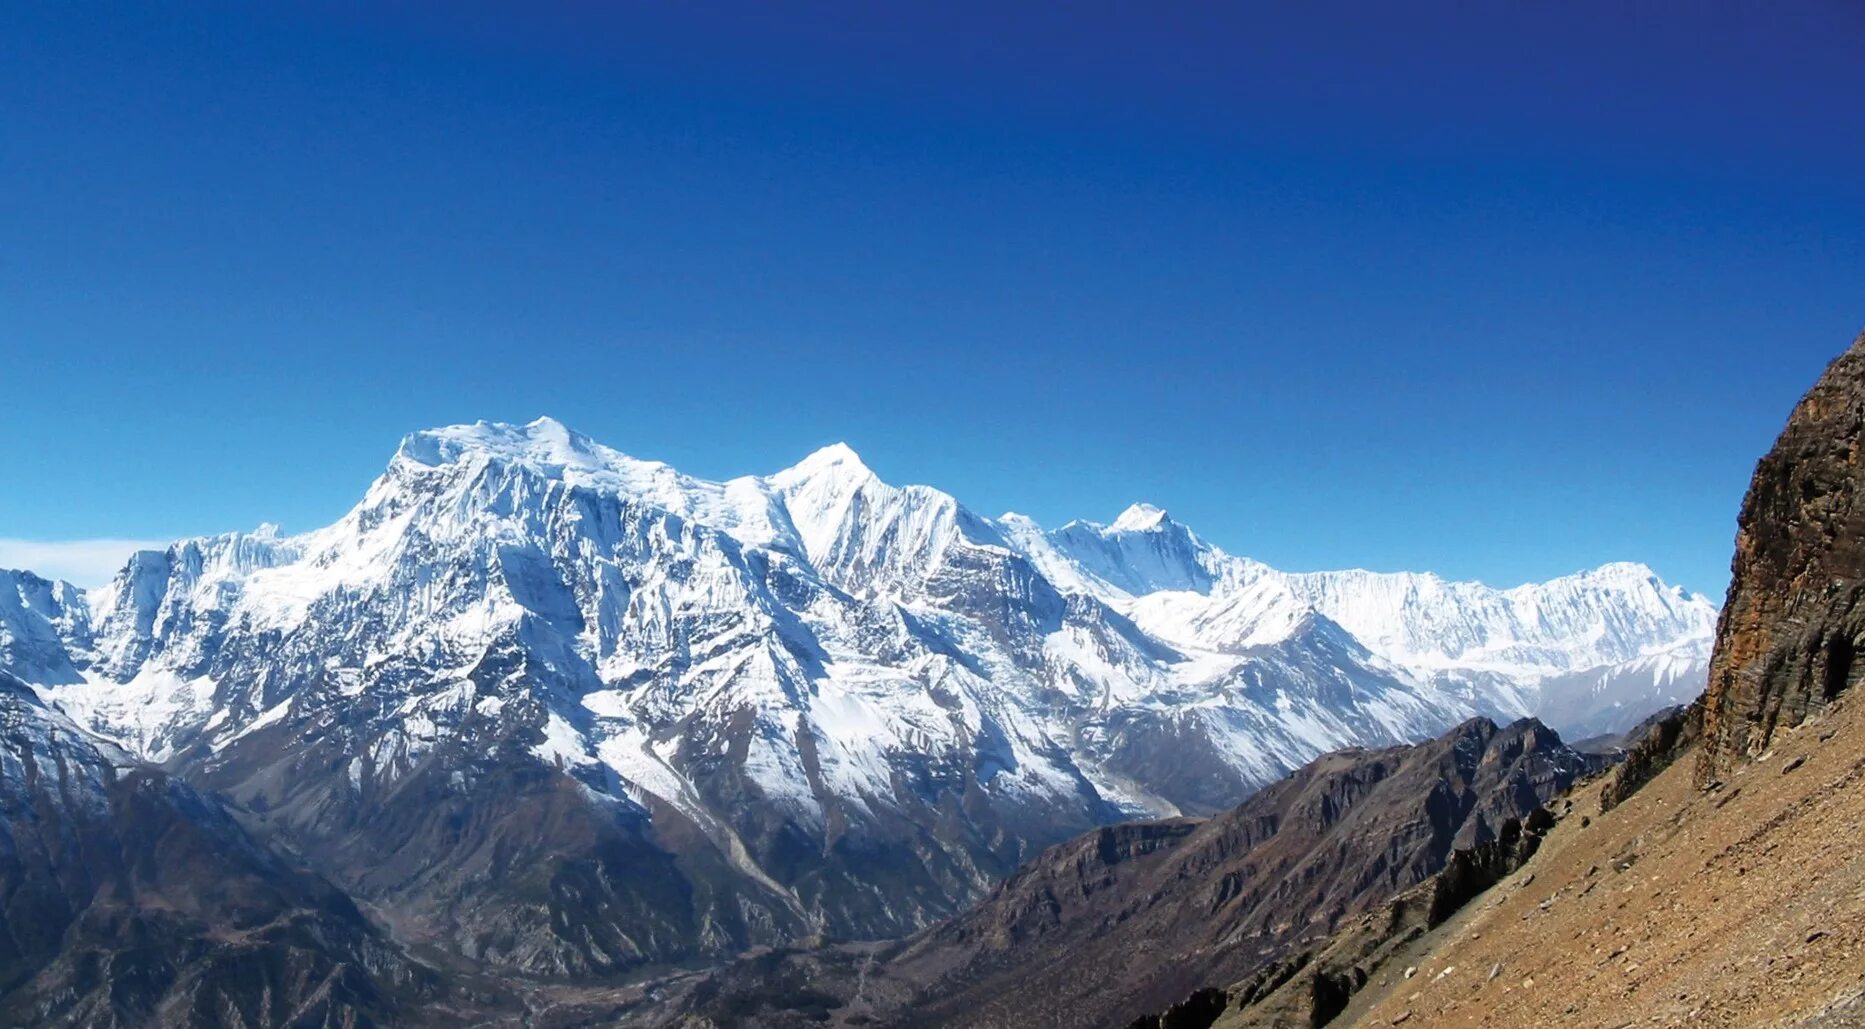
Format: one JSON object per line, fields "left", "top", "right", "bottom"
{"left": 3, "top": 2, "right": 1862, "bottom": 594}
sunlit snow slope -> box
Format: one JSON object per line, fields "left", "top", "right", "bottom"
{"left": 0, "top": 419, "right": 1716, "bottom": 966}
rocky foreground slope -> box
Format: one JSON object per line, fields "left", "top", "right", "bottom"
{"left": 1333, "top": 691, "right": 1865, "bottom": 1027}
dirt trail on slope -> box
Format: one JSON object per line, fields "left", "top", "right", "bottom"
{"left": 1338, "top": 694, "right": 1865, "bottom": 1027}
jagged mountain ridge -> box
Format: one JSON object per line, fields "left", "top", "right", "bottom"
{"left": 1005, "top": 506, "right": 1715, "bottom": 732}
{"left": 0, "top": 418, "right": 1715, "bottom": 974}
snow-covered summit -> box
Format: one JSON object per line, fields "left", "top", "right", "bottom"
{"left": 1109, "top": 502, "right": 1172, "bottom": 533}
{"left": 773, "top": 441, "right": 874, "bottom": 484}
{"left": 391, "top": 416, "right": 731, "bottom": 519}
{"left": 397, "top": 416, "right": 594, "bottom": 465}
{"left": 16, "top": 418, "right": 1715, "bottom": 743}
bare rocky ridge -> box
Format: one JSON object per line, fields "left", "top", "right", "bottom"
{"left": 1171, "top": 804, "right": 1555, "bottom": 1028}
{"left": 613, "top": 716, "right": 1598, "bottom": 1027}
{"left": 1597, "top": 699, "right": 1699, "bottom": 812}
{"left": 890, "top": 719, "right": 1592, "bottom": 1029}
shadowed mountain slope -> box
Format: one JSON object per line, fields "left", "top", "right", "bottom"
{"left": 0, "top": 672, "right": 451, "bottom": 1028}
{"left": 615, "top": 716, "right": 1597, "bottom": 1028}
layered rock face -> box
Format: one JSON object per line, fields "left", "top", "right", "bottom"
{"left": 1699, "top": 332, "right": 1865, "bottom": 783}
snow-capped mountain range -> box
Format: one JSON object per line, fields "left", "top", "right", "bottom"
{"left": 0, "top": 418, "right": 1717, "bottom": 970}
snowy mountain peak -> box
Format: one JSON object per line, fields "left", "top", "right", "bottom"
{"left": 375, "top": 418, "right": 777, "bottom": 538}
{"left": 1110, "top": 502, "right": 1172, "bottom": 533}
{"left": 1552, "top": 560, "right": 1693, "bottom": 596}
{"left": 1589, "top": 560, "right": 1658, "bottom": 579}
{"left": 1033, "top": 504, "right": 1219, "bottom": 598}
{"left": 396, "top": 417, "right": 620, "bottom": 474}
{"left": 773, "top": 441, "right": 875, "bottom": 487}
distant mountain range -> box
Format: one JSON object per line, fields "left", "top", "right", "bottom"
{"left": 571, "top": 330, "right": 1865, "bottom": 1029}
{"left": 0, "top": 419, "right": 1715, "bottom": 979}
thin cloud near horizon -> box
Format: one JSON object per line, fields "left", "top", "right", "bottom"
{"left": 0, "top": 539, "right": 169, "bottom": 589}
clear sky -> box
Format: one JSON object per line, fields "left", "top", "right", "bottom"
{"left": 3, "top": 2, "right": 1862, "bottom": 595}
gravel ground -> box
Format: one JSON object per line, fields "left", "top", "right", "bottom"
{"left": 1346, "top": 695, "right": 1865, "bottom": 1028}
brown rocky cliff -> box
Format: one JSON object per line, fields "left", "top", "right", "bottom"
{"left": 1698, "top": 330, "right": 1865, "bottom": 784}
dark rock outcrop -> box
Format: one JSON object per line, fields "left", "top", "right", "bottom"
{"left": 1699, "top": 332, "right": 1865, "bottom": 784}
{"left": 1189, "top": 806, "right": 1557, "bottom": 1028}
{"left": 1600, "top": 700, "right": 1702, "bottom": 811}
{"left": 1125, "top": 987, "right": 1230, "bottom": 1029}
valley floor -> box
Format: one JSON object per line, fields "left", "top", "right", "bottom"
{"left": 1329, "top": 695, "right": 1865, "bottom": 1028}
